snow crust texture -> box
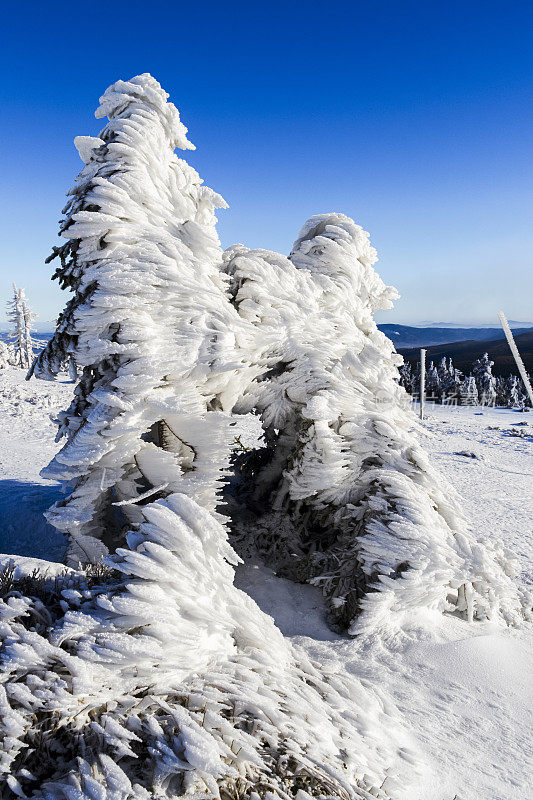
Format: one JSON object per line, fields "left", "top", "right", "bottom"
{"left": 2, "top": 73, "right": 528, "bottom": 799}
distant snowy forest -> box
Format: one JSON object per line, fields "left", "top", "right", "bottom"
{"left": 399, "top": 353, "right": 532, "bottom": 408}
{"left": 0, "top": 74, "right": 531, "bottom": 800}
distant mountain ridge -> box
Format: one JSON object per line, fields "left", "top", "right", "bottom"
{"left": 377, "top": 324, "right": 533, "bottom": 349}
{"left": 415, "top": 320, "right": 533, "bottom": 329}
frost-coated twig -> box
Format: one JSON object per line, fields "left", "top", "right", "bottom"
{"left": 498, "top": 311, "right": 533, "bottom": 405}
{"left": 113, "top": 483, "right": 169, "bottom": 506}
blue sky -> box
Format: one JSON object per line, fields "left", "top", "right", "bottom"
{"left": 2, "top": 0, "right": 533, "bottom": 326}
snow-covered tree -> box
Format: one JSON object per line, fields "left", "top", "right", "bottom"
{"left": 7, "top": 283, "right": 26, "bottom": 368}
{"left": 21, "top": 75, "right": 412, "bottom": 799}
{"left": 1, "top": 492, "right": 414, "bottom": 799}
{"left": 6, "top": 284, "right": 39, "bottom": 369}
{"left": 449, "top": 361, "right": 464, "bottom": 403}
{"left": 398, "top": 359, "right": 412, "bottom": 391}
{"left": 460, "top": 374, "right": 479, "bottom": 405}
{"left": 0, "top": 340, "right": 16, "bottom": 368}
{"left": 222, "top": 214, "right": 525, "bottom": 633}
{"left": 472, "top": 352, "right": 497, "bottom": 406}
{"left": 28, "top": 73, "right": 251, "bottom": 565}
{"left": 425, "top": 359, "right": 440, "bottom": 399}
{"left": 437, "top": 356, "right": 461, "bottom": 403}
{"left": 398, "top": 360, "right": 418, "bottom": 397}
{"left": 515, "top": 375, "right": 531, "bottom": 409}
{"left": 19, "top": 287, "right": 39, "bottom": 369}
{"left": 504, "top": 374, "right": 523, "bottom": 408}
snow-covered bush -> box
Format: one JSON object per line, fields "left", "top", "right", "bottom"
{"left": 223, "top": 215, "right": 526, "bottom": 633}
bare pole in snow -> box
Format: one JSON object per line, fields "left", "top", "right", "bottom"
{"left": 420, "top": 348, "right": 426, "bottom": 419}
{"left": 498, "top": 311, "right": 533, "bottom": 406}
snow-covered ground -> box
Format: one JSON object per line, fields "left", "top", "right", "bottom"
{"left": 0, "top": 367, "right": 531, "bottom": 800}
{"left": 0, "top": 369, "right": 73, "bottom": 561}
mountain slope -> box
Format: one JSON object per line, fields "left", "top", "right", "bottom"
{"left": 398, "top": 332, "right": 533, "bottom": 376}
{"left": 378, "top": 324, "right": 533, "bottom": 349}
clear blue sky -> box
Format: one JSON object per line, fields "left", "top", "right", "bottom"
{"left": 2, "top": 0, "right": 533, "bottom": 327}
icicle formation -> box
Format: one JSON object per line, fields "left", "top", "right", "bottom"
{"left": 0, "top": 492, "right": 411, "bottom": 799}
{"left": 223, "top": 213, "right": 526, "bottom": 633}
{"left": 28, "top": 74, "right": 252, "bottom": 565}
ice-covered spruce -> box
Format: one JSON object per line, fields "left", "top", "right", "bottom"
{"left": 0, "top": 492, "right": 411, "bottom": 799}
{"left": 223, "top": 213, "right": 527, "bottom": 633}
{"left": 28, "top": 74, "right": 254, "bottom": 565}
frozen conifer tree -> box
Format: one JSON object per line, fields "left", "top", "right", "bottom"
{"left": 495, "top": 375, "right": 505, "bottom": 406}
{"left": 0, "top": 492, "right": 412, "bottom": 799}
{"left": 472, "top": 352, "right": 497, "bottom": 406}
{"left": 223, "top": 213, "right": 525, "bottom": 633}
{"left": 425, "top": 360, "right": 440, "bottom": 400}
{"left": 437, "top": 356, "right": 455, "bottom": 402}
{"left": 505, "top": 374, "right": 521, "bottom": 408}
{"left": 460, "top": 374, "right": 479, "bottom": 406}
{"left": 29, "top": 74, "right": 252, "bottom": 564}
{"left": 7, "top": 283, "right": 26, "bottom": 368}
{"left": 398, "top": 360, "right": 413, "bottom": 393}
